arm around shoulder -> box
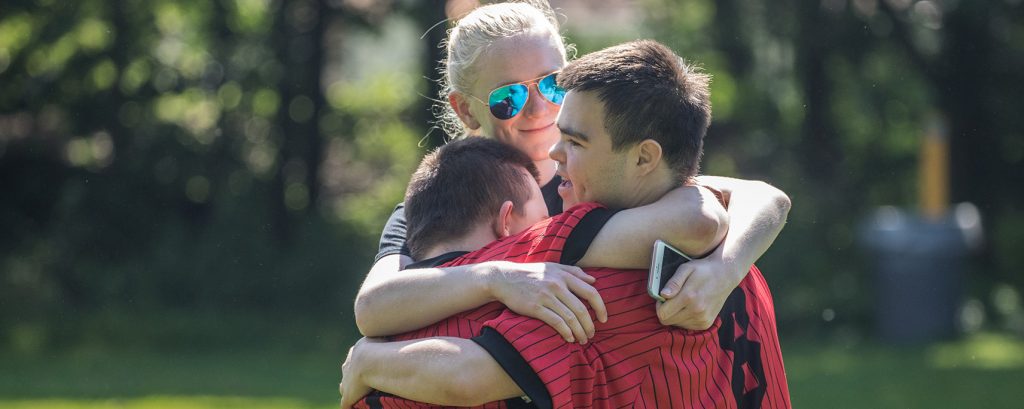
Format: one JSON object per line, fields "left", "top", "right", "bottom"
{"left": 697, "top": 176, "right": 791, "bottom": 227}
{"left": 695, "top": 175, "right": 791, "bottom": 270}
{"left": 579, "top": 185, "right": 729, "bottom": 270}
{"left": 354, "top": 254, "right": 494, "bottom": 337}
{"left": 349, "top": 337, "right": 524, "bottom": 406}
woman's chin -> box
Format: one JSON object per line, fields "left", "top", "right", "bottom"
{"left": 523, "top": 146, "right": 553, "bottom": 162}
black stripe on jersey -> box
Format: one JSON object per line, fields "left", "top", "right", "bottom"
{"left": 560, "top": 207, "right": 618, "bottom": 265}
{"left": 718, "top": 286, "right": 766, "bottom": 408}
{"left": 472, "top": 327, "right": 547, "bottom": 409}
{"left": 405, "top": 251, "right": 469, "bottom": 269}
{"left": 693, "top": 332, "right": 709, "bottom": 409}
{"left": 702, "top": 330, "right": 732, "bottom": 408}
{"left": 365, "top": 392, "right": 383, "bottom": 409}
{"left": 501, "top": 247, "right": 564, "bottom": 260}
{"left": 505, "top": 396, "right": 538, "bottom": 409}
{"left": 746, "top": 297, "right": 784, "bottom": 409}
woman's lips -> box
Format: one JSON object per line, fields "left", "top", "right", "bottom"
{"left": 521, "top": 123, "right": 555, "bottom": 133}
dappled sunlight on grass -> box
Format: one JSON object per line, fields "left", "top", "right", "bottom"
{"left": 928, "top": 332, "right": 1024, "bottom": 369}
{"left": 0, "top": 396, "right": 329, "bottom": 409}
{"left": 785, "top": 333, "right": 1024, "bottom": 408}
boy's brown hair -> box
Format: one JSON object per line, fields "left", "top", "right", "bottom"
{"left": 558, "top": 39, "right": 712, "bottom": 180}
{"left": 405, "top": 138, "right": 540, "bottom": 260}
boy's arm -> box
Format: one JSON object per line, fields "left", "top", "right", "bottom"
{"left": 689, "top": 176, "right": 791, "bottom": 277}
{"left": 656, "top": 176, "right": 791, "bottom": 330}
{"left": 355, "top": 253, "right": 489, "bottom": 337}
{"left": 339, "top": 337, "right": 523, "bottom": 408}
{"left": 578, "top": 184, "right": 728, "bottom": 269}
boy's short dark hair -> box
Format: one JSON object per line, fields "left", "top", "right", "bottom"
{"left": 405, "top": 138, "right": 540, "bottom": 260}
{"left": 558, "top": 39, "right": 711, "bottom": 180}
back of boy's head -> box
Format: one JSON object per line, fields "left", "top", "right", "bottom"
{"left": 405, "top": 138, "right": 540, "bottom": 260}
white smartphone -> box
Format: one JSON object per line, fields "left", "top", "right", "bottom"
{"left": 648, "top": 239, "right": 692, "bottom": 302}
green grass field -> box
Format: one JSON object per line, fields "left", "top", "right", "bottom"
{"left": 2, "top": 333, "right": 1022, "bottom": 408}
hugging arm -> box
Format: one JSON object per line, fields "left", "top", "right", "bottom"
{"left": 340, "top": 337, "right": 523, "bottom": 408}
{"left": 656, "top": 176, "right": 791, "bottom": 329}
{"left": 575, "top": 176, "right": 791, "bottom": 331}
{"left": 354, "top": 206, "right": 606, "bottom": 344}
{"left": 692, "top": 176, "right": 791, "bottom": 277}
{"left": 355, "top": 253, "right": 490, "bottom": 336}
{"left": 577, "top": 184, "right": 729, "bottom": 269}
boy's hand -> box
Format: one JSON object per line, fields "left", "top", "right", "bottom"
{"left": 656, "top": 255, "right": 745, "bottom": 330}
{"left": 339, "top": 338, "right": 379, "bottom": 408}
{"left": 481, "top": 261, "right": 607, "bottom": 344}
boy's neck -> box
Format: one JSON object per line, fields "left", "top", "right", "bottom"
{"left": 421, "top": 224, "right": 498, "bottom": 260}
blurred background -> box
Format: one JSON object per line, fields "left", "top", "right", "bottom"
{"left": 2, "top": 0, "right": 1023, "bottom": 407}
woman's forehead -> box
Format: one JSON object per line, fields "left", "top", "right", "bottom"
{"left": 473, "top": 31, "right": 565, "bottom": 90}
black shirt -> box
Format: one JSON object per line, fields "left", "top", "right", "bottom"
{"left": 374, "top": 175, "right": 563, "bottom": 263}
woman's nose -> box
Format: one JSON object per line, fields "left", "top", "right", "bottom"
{"left": 521, "top": 83, "right": 553, "bottom": 118}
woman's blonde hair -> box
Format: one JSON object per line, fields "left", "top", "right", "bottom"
{"left": 436, "top": 1, "right": 575, "bottom": 138}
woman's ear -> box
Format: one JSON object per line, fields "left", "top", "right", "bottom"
{"left": 493, "top": 200, "right": 515, "bottom": 238}
{"left": 449, "top": 92, "right": 481, "bottom": 131}
{"left": 633, "top": 139, "right": 664, "bottom": 176}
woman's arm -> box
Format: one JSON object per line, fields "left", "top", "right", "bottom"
{"left": 355, "top": 255, "right": 605, "bottom": 344}
{"left": 355, "top": 207, "right": 607, "bottom": 343}
{"left": 656, "top": 176, "right": 791, "bottom": 330}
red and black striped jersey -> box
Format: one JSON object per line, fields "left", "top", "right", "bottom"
{"left": 354, "top": 203, "right": 610, "bottom": 409}
{"left": 355, "top": 202, "right": 790, "bottom": 409}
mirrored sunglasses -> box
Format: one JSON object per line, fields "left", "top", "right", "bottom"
{"left": 472, "top": 72, "right": 565, "bottom": 120}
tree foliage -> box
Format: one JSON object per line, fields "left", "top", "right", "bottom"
{"left": 1, "top": 0, "right": 1022, "bottom": 350}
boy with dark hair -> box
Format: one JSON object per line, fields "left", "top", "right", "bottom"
{"left": 342, "top": 40, "right": 790, "bottom": 409}
{"left": 404, "top": 137, "right": 546, "bottom": 261}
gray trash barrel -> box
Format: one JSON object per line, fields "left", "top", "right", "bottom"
{"left": 861, "top": 207, "right": 966, "bottom": 344}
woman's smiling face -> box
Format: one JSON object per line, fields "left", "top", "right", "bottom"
{"left": 464, "top": 31, "right": 566, "bottom": 162}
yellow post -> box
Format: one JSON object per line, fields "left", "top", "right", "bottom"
{"left": 919, "top": 114, "right": 949, "bottom": 221}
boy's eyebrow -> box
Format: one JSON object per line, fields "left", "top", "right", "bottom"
{"left": 557, "top": 124, "right": 589, "bottom": 142}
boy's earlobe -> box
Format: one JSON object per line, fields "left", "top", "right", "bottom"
{"left": 494, "top": 200, "right": 515, "bottom": 238}
{"left": 636, "top": 140, "right": 663, "bottom": 173}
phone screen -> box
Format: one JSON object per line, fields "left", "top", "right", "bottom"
{"left": 658, "top": 244, "right": 690, "bottom": 291}
{"left": 649, "top": 240, "right": 692, "bottom": 301}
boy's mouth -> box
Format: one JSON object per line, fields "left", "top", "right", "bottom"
{"left": 557, "top": 176, "right": 577, "bottom": 209}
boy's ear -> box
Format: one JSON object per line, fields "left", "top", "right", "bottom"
{"left": 493, "top": 200, "right": 515, "bottom": 238}
{"left": 633, "top": 139, "right": 664, "bottom": 175}
{"left": 449, "top": 92, "right": 481, "bottom": 131}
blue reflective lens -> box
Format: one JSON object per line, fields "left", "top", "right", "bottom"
{"left": 488, "top": 84, "right": 528, "bottom": 120}
{"left": 538, "top": 73, "right": 565, "bottom": 105}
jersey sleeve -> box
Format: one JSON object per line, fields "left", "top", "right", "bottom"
{"left": 468, "top": 203, "right": 618, "bottom": 409}
{"left": 475, "top": 311, "right": 598, "bottom": 409}
{"left": 374, "top": 203, "right": 411, "bottom": 263}
{"left": 559, "top": 206, "right": 617, "bottom": 265}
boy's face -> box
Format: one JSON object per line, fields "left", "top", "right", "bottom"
{"left": 507, "top": 167, "right": 550, "bottom": 235}
{"left": 549, "top": 90, "right": 631, "bottom": 210}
